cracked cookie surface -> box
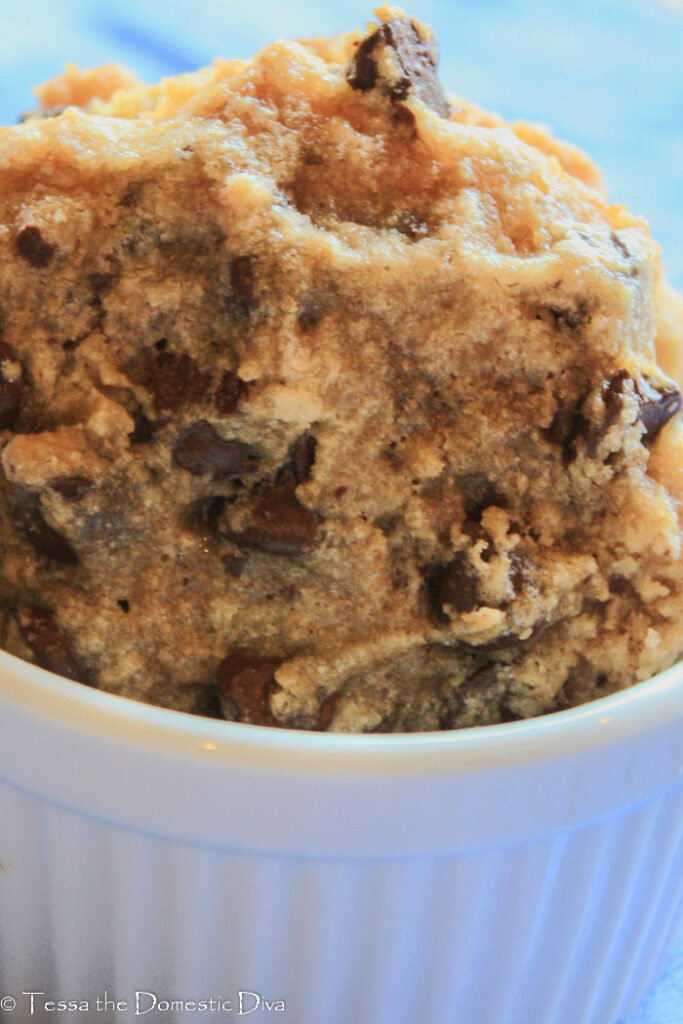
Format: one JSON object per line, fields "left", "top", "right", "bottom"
{"left": 1, "top": 5, "right": 683, "bottom": 731}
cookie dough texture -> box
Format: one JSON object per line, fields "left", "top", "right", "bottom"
{"left": 1, "top": 5, "right": 683, "bottom": 732}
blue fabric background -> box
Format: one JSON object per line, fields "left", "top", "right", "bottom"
{"left": 0, "top": 1, "right": 681, "bottom": 1019}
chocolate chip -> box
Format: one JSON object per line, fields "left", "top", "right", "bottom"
{"left": 547, "top": 373, "right": 632, "bottom": 462}
{"left": 347, "top": 35, "right": 378, "bottom": 91}
{"left": 186, "top": 495, "right": 226, "bottom": 537}
{"left": 172, "top": 421, "right": 260, "bottom": 478}
{"left": 230, "top": 256, "right": 257, "bottom": 317}
{"left": 16, "top": 607, "right": 92, "bottom": 685}
{"left": 541, "top": 398, "right": 587, "bottom": 464}
{"left": 610, "top": 231, "right": 631, "bottom": 260}
{"left": 221, "top": 480, "right": 320, "bottom": 556}
{"left": 88, "top": 271, "right": 116, "bottom": 296}
{"left": 636, "top": 378, "right": 681, "bottom": 444}
{"left": 603, "top": 370, "right": 630, "bottom": 420}
{"left": 154, "top": 338, "right": 168, "bottom": 351}
{"left": 458, "top": 664, "right": 502, "bottom": 698}
{"left": 456, "top": 634, "right": 519, "bottom": 655}
{"left": 190, "top": 685, "right": 226, "bottom": 720}
{"left": 128, "top": 408, "right": 156, "bottom": 444}
{"left": 439, "top": 664, "right": 501, "bottom": 729}
{"left": 456, "top": 471, "right": 506, "bottom": 521}
{"left": 427, "top": 553, "right": 479, "bottom": 617}
{"left": 215, "top": 371, "right": 247, "bottom": 414}
{"left": 609, "top": 575, "right": 635, "bottom": 597}
{"left": 287, "top": 432, "right": 317, "bottom": 485}
{"left": 151, "top": 352, "right": 211, "bottom": 412}
{"left": 376, "top": 512, "right": 399, "bottom": 536}
{"left": 508, "top": 551, "right": 527, "bottom": 595}
{"left": 317, "top": 691, "right": 342, "bottom": 731}
{"left": 347, "top": 17, "right": 450, "bottom": 119}
{"left": 549, "top": 301, "right": 590, "bottom": 331}
{"left": 0, "top": 341, "right": 23, "bottom": 429}
{"left": 119, "top": 182, "right": 143, "bottom": 208}
{"left": 49, "top": 476, "right": 94, "bottom": 500}
{"left": 18, "top": 105, "right": 66, "bottom": 123}
{"left": 297, "top": 299, "right": 325, "bottom": 332}
{"left": 223, "top": 554, "right": 247, "bottom": 578}
{"left": 585, "top": 371, "right": 630, "bottom": 457}
{"left": 12, "top": 499, "right": 78, "bottom": 564}
{"left": 215, "top": 650, "right": 281, "bottom": 725}
{"left": 117, "top": 599, "right": 130, "bottom": 613}
{"left": 16, "top": 226, "right": 55, "bottom": 268}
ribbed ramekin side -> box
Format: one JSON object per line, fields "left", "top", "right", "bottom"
{"left": 0, "top": 778, "right": 682, "bottom": 1024}
{"left": 0, "top": 782, "right": 56, "bottom": 994}
{"left": 508, "top": 781, "right": 683, "bottom": 1024}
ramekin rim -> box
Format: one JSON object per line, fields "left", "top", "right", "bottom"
{"left": 1, "top": 646, "right": 682, "bottom": 776}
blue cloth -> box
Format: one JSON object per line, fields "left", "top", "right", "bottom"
{"left": 0, "top": 2, "right": 681, "bottom": 1019}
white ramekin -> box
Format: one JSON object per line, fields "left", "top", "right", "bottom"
{"left": 0, "top": 646, "right": 681, "bottom": 1024}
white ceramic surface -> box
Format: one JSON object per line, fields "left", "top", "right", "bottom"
{"left": 0, "top": 647, "right": 681, "bottom": 1024}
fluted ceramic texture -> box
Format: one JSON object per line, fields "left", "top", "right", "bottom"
{"left": 1, "top": 777, "right": 681, "bottom": 1024}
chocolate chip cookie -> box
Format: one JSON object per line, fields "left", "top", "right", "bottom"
{"left": 1, "top": 6, "right": 683, "bottom": 731}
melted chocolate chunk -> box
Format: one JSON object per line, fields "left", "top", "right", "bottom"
{"left": 15, "top": 226, "right": 56, "bottom": 268}
{"left": 152, "top": 352, "right": 211, "bottom": 412}
{"left": 230, "top": 256, "right": 257, "bottom": 317}
{"left": 215, "top": 650, "right": 282, "bottom": 725}
{"left": 347, "top": 17, "right": 450, "bottom": 119}
{"left": 348, "top": 34, "right": 378, "bottom": 91}
{"left": 215, "top": 371, "right": 247, "bottom": 414}
{"left": 428, "top": 552, "right": 479, "bottom": 617}
{"left": 16, "top": 607, "right": 92, "bottom": 685}
{"left": 221, "top": 480, "right": 320, "bottom": 556}
{"left": 287, "top": 432, "right": 317, "bottom": 485}
{"left": 0, "top": 341, "right": 23, "bottom": 429}
{"left": 636, "top": 378, "right": 681, "bottom": 444}
{"left": 49, "top": 476, "right": 94, "bottom": 500}
{"left": 12, "top": 499, "right": 78, "bottom": 565}
{"left": 172, "top": 421, "right": 260, "bottom": 478}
